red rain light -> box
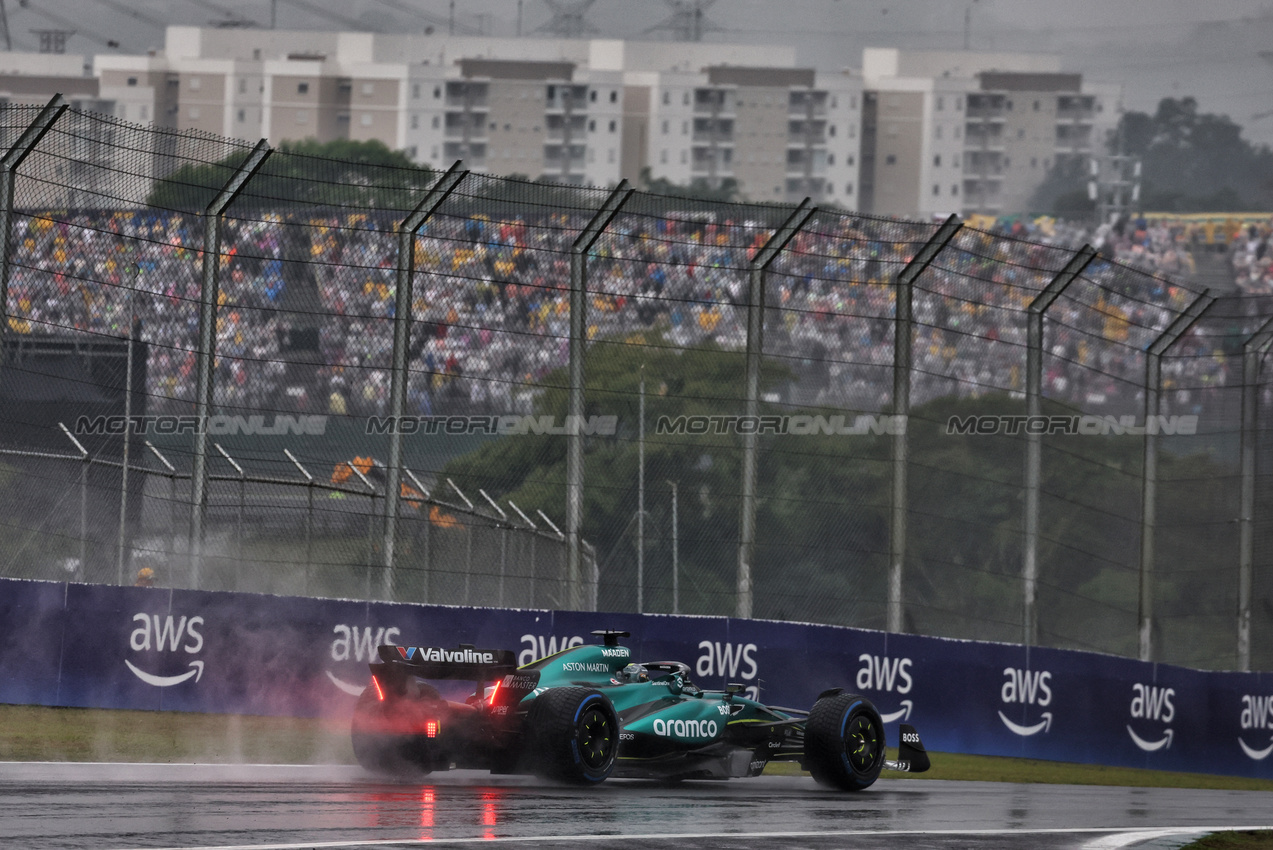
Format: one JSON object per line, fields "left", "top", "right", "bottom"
{"left": 425, "top": 720, "right": 439, "bottom": 738}
{"left": 371, "top": 675, "right": 386, "bottom": 702}
{"left": 487, "top": 680, "right": 501, "bottom": 706}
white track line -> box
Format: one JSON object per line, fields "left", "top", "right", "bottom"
{"left": 107, "top": 825, "right": 1273, "bottom": 850}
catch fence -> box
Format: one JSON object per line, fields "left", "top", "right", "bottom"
{"left": 1, "top": 96, "right": 1271, "bottom": 672}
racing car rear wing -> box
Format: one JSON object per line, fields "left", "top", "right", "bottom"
{"left": 376, "top": 644, "right": 518, "bottom": 681}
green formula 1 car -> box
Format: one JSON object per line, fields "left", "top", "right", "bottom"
{"left": 351, "top": 629, "right": 929, "bottom": 790}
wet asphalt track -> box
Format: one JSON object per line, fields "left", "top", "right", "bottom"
{"left": 1, "top": 763, "right": 1269, "bottom": 850}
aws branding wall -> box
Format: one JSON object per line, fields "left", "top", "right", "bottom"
{"left": 1, "top": 577, "right": 1270, "bottom": 778}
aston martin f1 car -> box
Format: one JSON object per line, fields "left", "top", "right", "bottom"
{"left": 350, "top": 630, "right": 929, "bottom": 790}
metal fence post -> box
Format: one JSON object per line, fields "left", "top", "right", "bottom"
{"left": 510, "top": 500, "right": 537, "bottom": 606}
{"left": 59, "top": 422, "right": 88, "bottom": 579}
{"left": 145, "top": 441, "right": 177, "bottom": 580}
{"left": 190, "top": 139, "right": 271, "bottom": 590}
{"left": 737, "top": 199, "right": 815, "bottom": 620}
{"left": 405, "top": 467, "right": 431, "bottom": 603}
{"left": 889, "top": 215, "right": 962, "bottom": 634}
{"left": 285, "top": 449, "right": 314, "bottom": 594}
{"left": 568, "top": 181, "right": 632, "bottom": 610}
{"left": 1238, "top": 316, "right": 1273, "bottom": 671}
{"left": 0, "top": 95, "right": 66, "bottom": 382}
{"left": 481, "top": 489, "right": 509, "bottom": 606}
{"left": 384, "top": 162, "right": 466, "bottom": 600}
{"left": 1024, "top": 245, "right": 1096, "bottom": 646}
{"left": 1139, "top": 290, "right": 1214, "bottom": 662}
{"left": 214, "top": 443, "right": 245, "bottom": 565}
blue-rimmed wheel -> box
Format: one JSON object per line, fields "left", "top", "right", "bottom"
{"left": 804, "top": 693, "right": 885, "bottom": 791}
{"left": 526, "top": 687, "right": 618, "bottom": 784}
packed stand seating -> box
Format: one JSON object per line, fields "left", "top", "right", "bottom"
{"left": 2, "top": 207, "right": 1244, "bottom": 422}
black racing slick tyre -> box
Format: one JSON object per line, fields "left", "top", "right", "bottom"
{"left": 350, "top": 686, "right": 436, "bottom": 776}
{"left": 526, "top": 687, "right": 618, "bottom": 784}
{"left": 804, "top": 693, "right": 886, "bottom": 791}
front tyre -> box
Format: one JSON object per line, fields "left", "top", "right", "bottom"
{"left": 804, "top": 693, "right": 885, "bottom": 791}
{"left": 526, "top": 687, "right": 618, "bottom": 784}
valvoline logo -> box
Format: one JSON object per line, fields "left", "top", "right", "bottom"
{"left": 126, "top": 613, "right": 205, "bottom": 687}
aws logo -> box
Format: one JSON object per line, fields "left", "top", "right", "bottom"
{"left": 696, "top": 641, "right": 759, "bottom": 700}
{"left": 519, "top": 634, "right": 584, "bottom": 667}
{"left": 1238, "top": 694, "right": 1273, "bottom": 760}
{"left": 856, "top": 654, "right": 914, "bottom": 722}
{"left": 327, "top": 625, "right": 400, "bottom": 696}
{"left": 1127, "top": 683, "right": 1175, "bottom": 752}
{"left": 126, "top": 613, "right": 205, "bottom": 687}
{"left": 998, "top": 667, "right": 1053, "bottom": 736}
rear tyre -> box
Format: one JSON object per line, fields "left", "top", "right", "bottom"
{"left": 804, "top": 693, "right": 885, "bottom": 791}
{"left": 526, "top": 687, "right": 618, "bottom": 784}
{"left": 350, "top": 686, "right": 437, "bottom": 776}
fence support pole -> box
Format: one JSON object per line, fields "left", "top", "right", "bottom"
{"left": 59, "top": 423, "right": 88, "bottom": 580}
{"left": 737, "top": 199, "right": 816, "bottom": 620}
{"left": 1139, "top": 290, "right": 1214, "bottom": 662}
{"left": 0, "top": 94, "right": 66, "bottom": 380}
{"left": 189, "top": 139, "right": 271, "bottom": 590}
{"left": 285, "top": 449, "right": 314, "bottom": 594}
{"left": 888, "top": 215, "right": 962, "bottom": 634}
{"left": 1237, "top": 317, "right": 1273, "bottom": 671}
{"left": 568, "top": 181, "right": 632, "bottom": 610}
{"left": 145, "top": 441, "right": 177, "bottom": 583}
{"left": 1024, "top": 245, "right": 1096, "bottom": 646}
{"left": 384, "top": 162, "right": 466, "bottom": 600}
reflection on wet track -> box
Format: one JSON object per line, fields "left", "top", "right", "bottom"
{"left": 0, "top": 763, "right": 1268, "bottom": 850}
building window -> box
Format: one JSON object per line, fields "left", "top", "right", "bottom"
{"left": 828, "top": 154, "right": 834, "bottom": 165}
{"left": 662, "top": 120, "right": 669, "bottom": 134}
{"left": 850, "top": 94, "right": 857, "bottom": 109}
{"left": 252, "top": 48, "right": 261, "bottom": 60}
{"left": 609, "top": 119, "right": 616, "bottom": 132}
{"left": 936, "top": 95, "right": 944, "bottom": 110}
{"left": 590, "top": 89, "right": 597, "bottom": 102}
{"left": 127, "top": 76, "right": 137, "bottom": 86}
{"left": 432, "top": 115, "right": 440, "bottom": 129}
{"left": 408, "top": 145, "right": 417, "bottom": 158}
{"left": 1004, "top": 156, "right": 1011, "bottom": 167}
{"left": 1017, "top": 128, "right": 1025, "bottom": 139}
{"left": 298, "top": 82, "right": 309, "bottom": 94}
{"left": 237, "top": 108, "right": 246, "bottom": 122}
{"left": 663, "top": 91, "right": 670, "bottom": 105}
{"left": 682, "top": 120, "right": 688, "bottom": 134}
{"left": 845, "top": 182, "right": 853, "bottom": 194}
{"left": 610, "top": 90, "right": 617, "bottom": 103}
{"left": 885, "top": 154, "right": 896, "bottom": 165}
{"left": 361, "top": 113, "right": 373, "bottom": 126}
{"left": 239, "top": 78, "right": 247, "bottom": 94}
{"left": 831, "top": 96, "right": 837, "bottom": 109}
{"left": 297, "top": 109, "right": 309, "bottom": 124}
{"left": 413, "top": 84, "right": 420, "bottom": 99}
{"left": 433, "top": 86, "right": 441, "bottom": 98}
{"left": 411, "top": 114, "right": 419, "bottom": 129}
{"left": 1006, "top": 99, "right": 1013, "bottom": 110}
{"left": 683, "top": 92, "right": 690, "bottom": 105}
{"left": 847, "top": 154, "right": 854, "bottom": 166}
{"left": 589, "top": 119, "right": 596, "bottom": 131}
{"left": 934, "top": 154, "right": 941, "bottom": 167}
{"left": 829, "top": 125, "right": 836, "bottom": 137}
{"left": 189, "top": 77, "right": 201, "bottom": 91}
{"left": 933, "top": 184, "right": 940, "bottom": 196}
{"left": 1033, "top": 100, "right": 1040, "bottom": 111}
{"left": 953, "top": 154, "right": 961, "bottom": 167}
{"left": 952, "top": 184, "right": 959, "bottom": 195}
{"left": 362, "top": 82, "right": 375, "bottom": 96}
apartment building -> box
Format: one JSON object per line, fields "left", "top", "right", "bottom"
{"left": 861, "top": 49, "right": 1121, "bottom": 217}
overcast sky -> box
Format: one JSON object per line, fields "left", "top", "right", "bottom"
{"left": 10, "top": 0, "right": 1273, "bottom": 144}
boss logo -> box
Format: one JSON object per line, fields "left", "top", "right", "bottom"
{"left": 902, "top": 732, "right": 920, "bottom": 744}
{"left": 620, "top": 732, "right": 635, "bottom": 741}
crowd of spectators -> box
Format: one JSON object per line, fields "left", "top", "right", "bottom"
{"left": 3, "top": 204, "right": 1260, "bottom": 428}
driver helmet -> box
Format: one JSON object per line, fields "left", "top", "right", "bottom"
{"left": 620, "top": 662, "right": 648, "bottom": 683}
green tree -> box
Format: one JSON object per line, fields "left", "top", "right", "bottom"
{"left": 146, "top": 138, "right": 435, "bottom": 212}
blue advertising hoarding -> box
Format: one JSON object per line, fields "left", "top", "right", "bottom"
{"left": 1, "top": 576, "right": 1269, "bottom": 778}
